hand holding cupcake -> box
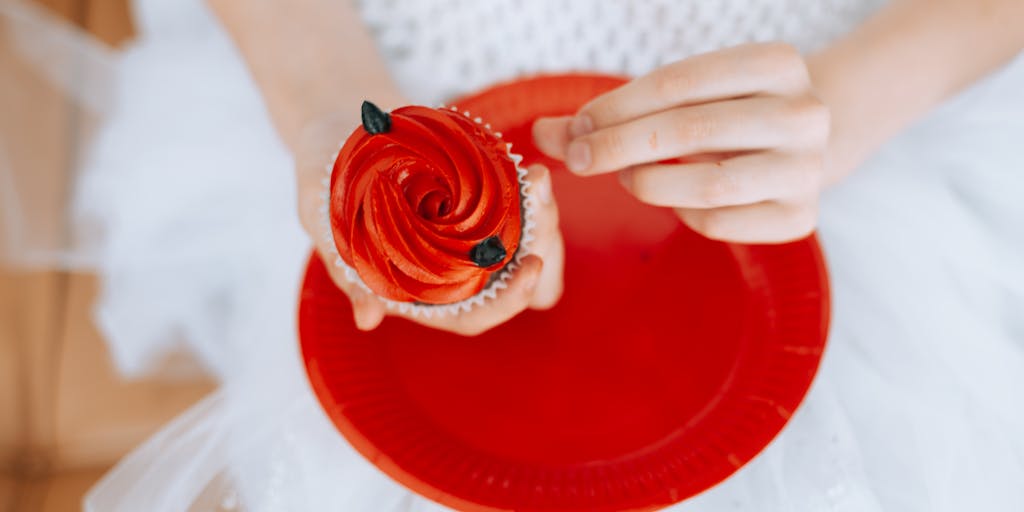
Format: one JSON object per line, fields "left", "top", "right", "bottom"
{"left": 296, "top": 101, "right": 563, "bottom": 335}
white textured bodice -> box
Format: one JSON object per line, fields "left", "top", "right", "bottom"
{"left": 356, "top": 0, "right": 888, "bottom": 103}
{"left": 128, "top": 0, "right": 887, "bottom": 105}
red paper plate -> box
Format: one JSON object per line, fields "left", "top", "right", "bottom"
{"left": 299, "top": 75, "right": 830, "bottom": 512}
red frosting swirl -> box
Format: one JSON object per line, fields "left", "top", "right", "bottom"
{"left": 329, "top": 106, "right": 522, "bottom": 304}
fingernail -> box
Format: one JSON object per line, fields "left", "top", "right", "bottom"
{"left": 569, "top": 114, "right": 593, "bottom": 138}
{"left": 566, "top": 140, "right": 591, "bottom": 174}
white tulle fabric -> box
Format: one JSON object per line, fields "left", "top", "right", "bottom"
{"left": 0, "top": 0, "right": 115, "bottom": 268}
{"left": 3, "top": 0, "right": 1023, "bottom": 510}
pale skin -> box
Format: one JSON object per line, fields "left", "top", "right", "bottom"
{"left": 210, "top": 0, "right": 1024, "bottom": 335}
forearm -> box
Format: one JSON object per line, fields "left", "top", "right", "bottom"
{"left": 809, "top": 0, "right": 1024, "bottom": 183}
{"left": 207, "top": 0, "right": 403, "bottom": 152}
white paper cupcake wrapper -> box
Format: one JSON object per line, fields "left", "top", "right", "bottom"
{"left": 318, "top": 106, "right": 537, "bottom": 318}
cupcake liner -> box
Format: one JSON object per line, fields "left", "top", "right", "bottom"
{"left": 318, "top": 106, "right": 537, "bottom": 318}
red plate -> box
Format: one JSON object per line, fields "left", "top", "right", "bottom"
{"left": 300, "top": 75, "right": 830, "bottom": 512}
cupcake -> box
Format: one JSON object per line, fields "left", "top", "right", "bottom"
{"left": 322, "top": 101, "right": 534, "bottom": 316}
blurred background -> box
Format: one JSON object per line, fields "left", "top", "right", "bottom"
{"left": 1, "top": 1, "right": 214, "bottom": 510}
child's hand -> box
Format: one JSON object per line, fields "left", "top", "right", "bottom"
{"left": 533, "top": 43, "right": 829, "bottom": 243}
{"left": 296, "top": 112, "right": 563, "bottom": 335}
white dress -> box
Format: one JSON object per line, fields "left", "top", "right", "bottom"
{"left": 2, "top": 0, "right": 1023, "bottom": 510}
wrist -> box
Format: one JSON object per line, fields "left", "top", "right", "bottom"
{"left": 807, "top": 0, "right": 1024, "bottom": 188}
{"left": 275, "top": 83, "right": 406, "bottom": 154}
{"left": 806, "top": 54, "right": 862, "bottom": 187}
{"left": 208, "top": 0, "right": 405, "bottom": 153}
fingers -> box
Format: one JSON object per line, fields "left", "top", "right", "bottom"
{"left": 524, "top": 164, "right": 560, "bottom": 252}
{"left": 296, "top": 137, "right": 389, "bottom": 331}
{"left": 566, "top": 95, "right": 829, "bottom": 175}
{"left": 418, "top": 255, "right": 544, "bottom": 336}
{"left": 469, "top": 255, "right": 543, "bottom": 331}
{"left": 297, "top": 168, "right": 354, "bottom": 294}
{"left": 675, "top": 200, "right": 818, "bottom": 243}
{"left": 530, "top": 234, "right": 564, "bottom": 310}
{"left": 531, "top": 44, "right": 822, "bottom": 178}
{"left": 533, "top": 43, "right": 827, "bottom": 246}
{"left": 312, "top": 241, "right": 387, "bottom": 331}
{"left": 618, "top": 151, "right": 822, "bottom": 209}
{"left": 522, "top": 164, "right": 564, "bottom": 309}
{"left": 532, "top": 116, "right": 573, "bottom": 160}
{"left": 349, "top": 286, "right": 386, "bottom": 331}
{"left": 579, "top": 43, "right": 810, "bottom": 131}
{"left": 294, "top": 115, "right": 345, "bottom": 287}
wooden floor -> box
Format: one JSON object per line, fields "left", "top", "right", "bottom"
{"left": 1, "top": 1, "right": 216, "bottom": 510}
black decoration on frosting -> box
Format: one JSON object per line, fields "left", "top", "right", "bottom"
{"left": 470, "top": 236, "right": 507, "bottom": 268}
{"left": 361, "top": 101, "right": 391, "bottom": 134}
